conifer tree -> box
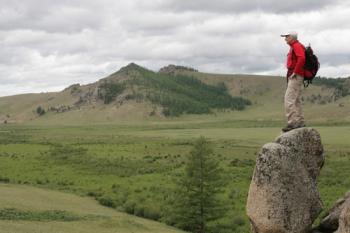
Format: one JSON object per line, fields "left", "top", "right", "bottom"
{"left": 169, "top": 137, "right": 226, "bottom": 233}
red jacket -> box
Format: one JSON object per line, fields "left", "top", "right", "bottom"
{"left": 286, "top": 40, "right": 305, "bottom": 77}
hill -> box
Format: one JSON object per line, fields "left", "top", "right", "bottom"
{"left": 0, "top": 63, "right": 349, "bottom": 125}
{"left": 0, "top": 63, "right": 251, "bottom": 124}
{"left": 0, "top": 184, "right": 185, "bottom": 233}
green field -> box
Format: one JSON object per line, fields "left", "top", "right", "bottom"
{"left": 0, "top": 184, "right": 185, "bottom": 233}
{"left": 1, "top": 120, "right": 349, "bottom": 233}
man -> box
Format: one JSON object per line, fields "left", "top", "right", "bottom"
{"left": 280, "top": 31, "right": 306, "bottom": 132}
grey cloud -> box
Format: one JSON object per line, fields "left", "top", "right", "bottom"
{"left": 0, "top": 29, "right": 100, "bottom": 69}
{"left": 319, "top": 54, "right": 350, "bottom": 67}
{"left": 119, "top": 12, "right": 191, "bottom": 36}
{"left": 152, "top": 0, "right": 341, "bottom": 14}
{"left": 1, "top": 0, "right": 350, "bottom": 97}
{"left": 0, "top": 0, "right": 114, "bottom": 33}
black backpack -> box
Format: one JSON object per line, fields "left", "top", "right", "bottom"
{"left": 303, "top": 45, "right": 320, "bottom": 87}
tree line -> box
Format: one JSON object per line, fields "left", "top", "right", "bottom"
{"left": 130, "top": 69, "right": 251, "bottom": 116}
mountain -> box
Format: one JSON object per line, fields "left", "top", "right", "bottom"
{"left": 0, "top": 63, "right": 349, "bottom": 125}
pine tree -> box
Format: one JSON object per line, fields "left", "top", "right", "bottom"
{"left": 169, "top": 137, "right": 227, "bottom": 233}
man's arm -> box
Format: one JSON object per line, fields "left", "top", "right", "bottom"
{"left": 292, "top": 43, "right": 305, "bottom": 77}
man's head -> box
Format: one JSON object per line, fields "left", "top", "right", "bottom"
{"left": 281, "top": 31, "right": 298, "bottom": 44}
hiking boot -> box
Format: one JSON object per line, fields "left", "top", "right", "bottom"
{"left": 282, "top": 125, "right": 294, "bottom": 132}
{"left": 282, "top": 123, "right": 306, "bottom": 132}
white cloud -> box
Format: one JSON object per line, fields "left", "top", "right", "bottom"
{"left": 0, "top": 0, "right": 350, "bottom": 97}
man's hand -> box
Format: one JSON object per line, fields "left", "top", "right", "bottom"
{"left": 289, "top": 73, "right": 297, "bottom": 79}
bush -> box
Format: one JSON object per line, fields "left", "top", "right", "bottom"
{"left": 48, "top": 144, "right": 88, "bottom": 161}
{"left": 36, "top": 106, "right": 46, "bottom": 116}
{"left": 206, "top": 218, "right": 238, "bottom": 233}
{"left": 98, "top": 82, "right": 126, "bottom": 104}
{"left": 123, "top": 200, "right": 136, "bottom": 214}
{"left": 36, "top": 179, "right": 43, "bottom": 185}
{"left": 0, "top": 208, "right": 83, "bottom": 221}
{"left": 87, "top": 191, "right": 99, "bottom": 197}
{"left": 0, "top": 177, "right": 10, "bottom": 183}
{"left": 97, "top": 196, "right": 116, "bottom": 208}
{"left": 229, "top": 158, "right": 255, "bottom": 167}
{"left": 134, "top": 204, "right": 145, "bottom": 217}
{"left": 143, "top": 206, "right": 161, "bottom": 220}
{"left": 233, "top": 215, "right": 246, "bottom": 226}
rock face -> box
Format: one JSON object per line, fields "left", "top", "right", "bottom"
{"left": 158, "top": 64, "right": 198, "bottom": 75}
{"left": 318, "top": 191, "right": 350, "bottom": 232}
{"left": 246, "top": 128, "right": 325, "bottom": 233}
{"left": 336, "top": 197, "right": 350, "bottom": 233}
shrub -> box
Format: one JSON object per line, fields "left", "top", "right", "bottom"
{"left": 36, "top": 179, "right": 43, "bottom": 185}
{"left": 143, "top": 206, "right": 161, "bottom": 220}
{"left": 98, "top": 82, "right": 126, "bottom": 104}
{"left": 87, "top": 191, "right": 100, "bottom": 197}
{"left": 233, "top": 215, "right": 246, "bottom": 226}
{"left": 123, "top": 200, "right": 136, "bottom": 214}
{"left": 0, "top": 177, "right": 10, "bottom": 183}
{"left": 0, "top": 208, "right": 83, "bottom": 221}
{"left": 48, "top": 144, "right": 88, "bottom": 161}
{"left": 36, "top": 106, "right": 46, "bottom": 116}
{"left": 97, "top": 196, "right": 116, "bottom": 208}
{"left": 134, "top": 204, "right": 145, "bottom": 217}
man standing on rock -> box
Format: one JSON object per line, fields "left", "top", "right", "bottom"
{"left": 281, "top": 31, "right": 306, "bottom": 132}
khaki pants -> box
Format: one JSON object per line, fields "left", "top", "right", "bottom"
{"left": 284, "top": 75, "right": 304, "bottom": 126}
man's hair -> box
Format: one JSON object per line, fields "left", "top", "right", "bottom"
{"left": 290, "top": 33, "right": 298, "bottom": 40}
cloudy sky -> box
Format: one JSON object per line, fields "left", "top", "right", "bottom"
{"left": 1, "top": 0, "right": 350, "bottom": 97}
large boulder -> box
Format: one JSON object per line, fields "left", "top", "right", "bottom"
{"left": 336, "top": 197, "right": 350, "bottom": 233}
{"left": 246, "top": 128, "right": 324, "bottom": 233}
{"left": 317, "top": 191, "right": 350, "bottom": 232}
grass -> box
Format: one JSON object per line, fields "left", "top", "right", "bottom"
{"left": 1, "top": 66, "right": 349, "bottom": 232}
{"left": 0, "top": 208, "right": 90, "bottom": 221}
{"left": 1, "top": 121, "right": 349, "bottom": 233}
{"left": 0, "top": 184, "right": 186, "bottom": 233}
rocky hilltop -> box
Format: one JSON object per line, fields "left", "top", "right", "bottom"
{"left": 247, "top": 128, "right": 324, "bottom": 233}
{"left": 158, "top": 64, "right": 198, "bottom": 75}
{"left": 246, "top": 128, "right": 350, "bottom": 233}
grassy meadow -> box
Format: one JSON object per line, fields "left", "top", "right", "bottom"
{"left": 0, "top": 184, "right": 186, "bottom": 233}
{"left": 1, "top": 118, "right": 350, "bottom": 233}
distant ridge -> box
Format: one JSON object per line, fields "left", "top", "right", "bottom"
{"left": 0, "top": 63, "right": 251, "bottom": 123}
{"left": 0, "top": 63, "right": 349, "bottom": 124}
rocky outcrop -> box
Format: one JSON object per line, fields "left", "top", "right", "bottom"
{"left": 336, "top": 197, "right": 350, "bottom": 233}
{"left": 319, "top": 192, "right": 350, "bottom": 232}
{"left": 158, "top": 64, "right": 198, "bottom": 75}
{"left": 246, "top": 128, "right": 324, "bottom": 233}
{"left": 63, "top": 83, "right": 81, "bottom": 95}
{"left": 314, "top": 191, "right": 350, "bottom": 233}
